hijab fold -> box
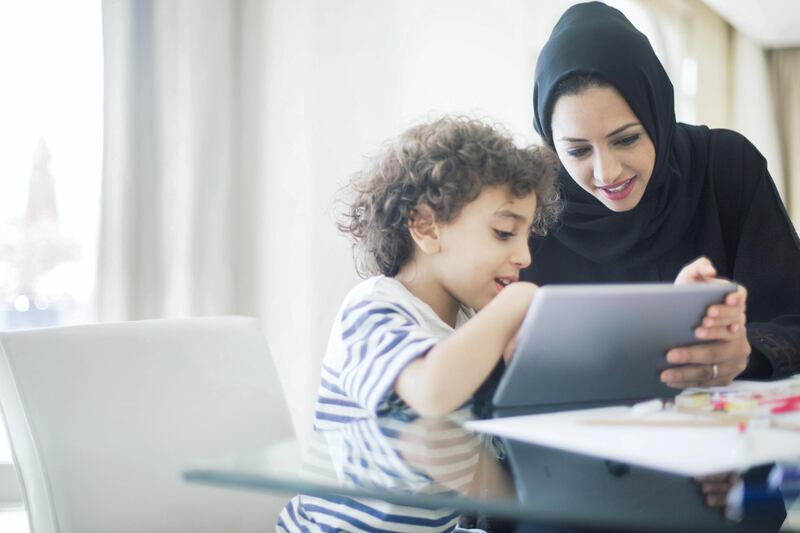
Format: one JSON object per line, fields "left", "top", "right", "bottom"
{"left": 533, "top": 1, "right": 711, "bottom": 265}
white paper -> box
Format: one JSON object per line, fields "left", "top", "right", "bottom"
{"left": 465, "top": 406, "right": 800, "bottom": 476}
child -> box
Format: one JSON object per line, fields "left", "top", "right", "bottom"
{"left": 277, "top": 117, "right": 558, "bottom": 533}
{"left": 316, "top": 116, "right": 560, "bottom": 424}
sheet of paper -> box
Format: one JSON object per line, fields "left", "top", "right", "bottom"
{"left": 465, "top": 385, "right": 800, "bottom": 477}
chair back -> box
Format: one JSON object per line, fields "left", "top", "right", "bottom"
{"left": 0, "top": 317, "right": 295, "bottom": 532}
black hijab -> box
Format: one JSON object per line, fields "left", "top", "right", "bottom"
{"left": 533, "top": 1, "right": 710, "bottom": 265}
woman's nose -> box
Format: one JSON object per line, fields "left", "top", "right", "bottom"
{"left": 593, "top": 149, "right": 623, "bottom": 185}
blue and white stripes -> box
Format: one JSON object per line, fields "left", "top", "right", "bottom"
{"left": 314, "top": 277, "right": 469, "bottom": 426}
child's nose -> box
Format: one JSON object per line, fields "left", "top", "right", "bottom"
{"left": 512, "top": 240, "right": 532, "bottom": 268}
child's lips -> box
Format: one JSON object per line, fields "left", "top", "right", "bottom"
{"left": 494, "top": 276, "right": 518, "bottom": 292}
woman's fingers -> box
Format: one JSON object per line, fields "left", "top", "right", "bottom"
{"left": 700, "top": 285, "right": 747, "bottom": 327}
{"left": 674, "top": 256, "right": 716, "bottom": 285}
{"left": 667, "top": 344, "right": 724, "bottom": 365}
{"left": 663, "top": 340, "right": 750, "bottom": 388}
{"left": 695, "top": 473, "right": 740, "bottom": 508}
{"left": 660, "top": 363, "right": 738, "bottom": 388}
{"left": 695, "top": 323, "right": 740, "bottom": 342}
{"left": 701, "top": 305, "right": 745, "bottom": 327}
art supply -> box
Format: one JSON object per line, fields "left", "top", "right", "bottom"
{"left": 583, "top": 415, "right": 747, "bottom": 428}
{"left": 581, "top": 392, "right": 800, "bottom": 431}
{"left": 678, "top": 382, "right": 800, "bottom": 418}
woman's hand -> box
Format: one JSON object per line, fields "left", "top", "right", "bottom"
{"left": 695, "top": 472, "right": 740, "bottom": 508}
{"left": 674, "top": 256, "right": 717, "bottom": 284}
{"left": 664, "top": 257, "right": 750, "bottom": 388}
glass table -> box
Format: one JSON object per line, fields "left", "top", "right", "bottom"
{"left": 184, "top": 408, "right": 798, "bottom": 532}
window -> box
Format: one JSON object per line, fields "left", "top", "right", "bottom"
{"left": 0, "top": 4, "right": 102, "bottom": 520}
{"left": 0, "top": 0, "right": 103, "bottom": 331}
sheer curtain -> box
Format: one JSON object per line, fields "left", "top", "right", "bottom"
{"left": 99, "top": 0, "right": 261, "bottom": 321}
{"left": 770, "top": 48, "right": 800, "bottom": 224}
{"left": 730, "top": 33, "right": 786, "bottom": 202}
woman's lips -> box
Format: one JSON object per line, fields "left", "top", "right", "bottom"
{"left": 598, "top": 176, "right": 636, "bottom": 201}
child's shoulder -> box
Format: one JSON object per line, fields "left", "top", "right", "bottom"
{"left": 341, "top": 275, "right": 465, "bottom": 332}
{"left": 344, "top": 275, "right": 411, "bottom": 302}
{"left": 340, "top": 276, "right": 421, "bottom": 320}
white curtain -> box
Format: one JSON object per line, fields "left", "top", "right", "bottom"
{"left": 99, "top": 0, "right": 261, "bottom": 321}
{"left": 729, "top": 33, "right": 786, "bottom": 202}
{"left": 770, "top": 48, "right": 800, "bottom": 224}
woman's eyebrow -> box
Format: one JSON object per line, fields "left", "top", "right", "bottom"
{"left": 557, "top": 122, "right": 641, "bottom": 142}
{"left": 605, "top": 122, "right": 641, "bottom": 138}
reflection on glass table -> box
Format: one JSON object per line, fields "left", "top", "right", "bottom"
{"left": 184, "top": 408, "right": 795, "bottom": 532}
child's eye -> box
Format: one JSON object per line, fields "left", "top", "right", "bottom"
{"left": 566, "top": 146, "right": 590, "bottom": 158}
{"left": 615, "top": 133, "right": 640, "bottom": 146}
{"left": 494, "top": 229, "right": 514, "bottom": 240}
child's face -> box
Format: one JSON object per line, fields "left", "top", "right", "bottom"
{"left": 433, "top": 185, "right": 537, "bottom": 311}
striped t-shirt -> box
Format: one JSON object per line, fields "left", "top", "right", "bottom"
{"left": 277, "top": 409, "right": 485, "bottom": 533}
{"left": 314, "top": 276, "right": 473, "bottom": 427}
{"left": 277, "top": 276, "right": 481, "bottom": 532}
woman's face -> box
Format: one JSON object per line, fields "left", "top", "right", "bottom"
{"left": 551, "top": 85, "right": 656, "bottom": 212}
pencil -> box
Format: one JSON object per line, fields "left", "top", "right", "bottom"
{"left": 581, "top": 417, "right": 799, "bottom": 431}
{"left": 581, "top": 418, "right": 745, "bottom": 428}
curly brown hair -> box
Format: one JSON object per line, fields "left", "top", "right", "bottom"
{"left": 339, "top": 116, "right": 561, "bottom": 277}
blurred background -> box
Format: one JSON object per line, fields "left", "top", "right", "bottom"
{"left": 1, "top": 0, "right": 799, "bottom": 480}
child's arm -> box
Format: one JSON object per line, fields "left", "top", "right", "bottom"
{"left": 395, "top": 282, "right": 537, "bottom": 417}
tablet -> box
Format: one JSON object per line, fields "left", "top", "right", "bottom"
{"left": 492, "top": 282, "right": 737, "bottom": 412}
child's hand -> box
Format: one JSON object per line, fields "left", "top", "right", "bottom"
{"left": 674, "top": 256, "right": 717, "bottom": 284}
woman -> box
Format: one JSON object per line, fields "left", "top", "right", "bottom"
{"left": 523, "top": 1, "right": 800, "bottom": 388}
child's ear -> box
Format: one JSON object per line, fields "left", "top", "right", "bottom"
{"left": 408, "top": 205, "right": 441, "bottom": 255}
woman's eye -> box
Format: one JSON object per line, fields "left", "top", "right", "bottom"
{"left": 566, "top": 146, "right": 590, "bottom": 158}
{"left": 494, "top": 229, "right": 514, "bottom": 240}
{"left": 615, "top": 133, "right": 640, "bottom": 146}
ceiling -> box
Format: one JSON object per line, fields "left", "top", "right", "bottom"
{"left": 702, "top": 0, "right": 800, "bottom": 48}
